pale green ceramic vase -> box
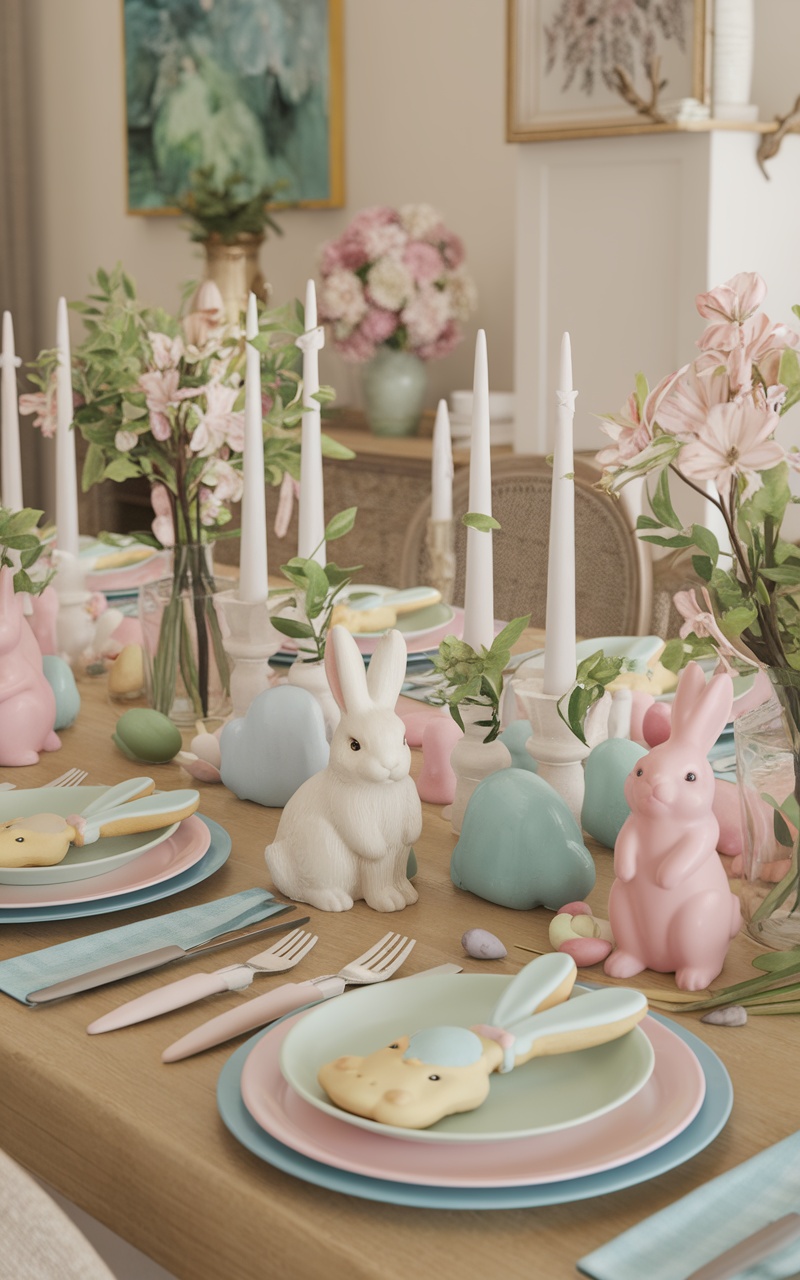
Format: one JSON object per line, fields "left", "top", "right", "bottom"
{"left": 362, "top": 348, "right": 427, "bottom": 437}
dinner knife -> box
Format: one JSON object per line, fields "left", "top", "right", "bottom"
{"left": 684, "top": 1212, "right": 800, "bottom": 1280}
{"left": 26, "top": 906, "right": 302, "bottom": 1004}
{"left": 161, "top": 962, "right": 463, "bottom": 1063}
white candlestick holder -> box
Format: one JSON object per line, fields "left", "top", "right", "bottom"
{"left": 217, "top": 590, "right": 282, "bottom": 719}
{"left": 53, "top": 551, "right": 95, "bottom": 668}
{"left": 425, "top": 517, "right": 456, "bottom": 605}
{"left": 512, "top": 674, "right": 590, "bottom": 827}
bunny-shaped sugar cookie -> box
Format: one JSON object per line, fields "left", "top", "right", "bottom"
{"left": 265, "top": 625, "right": 422, "bottom": 912}
{"left": 604, "top": 662, "right": 741, "bottom": 991}
{"left": 318, "top": 953, "right": 648, "bottom": 1129}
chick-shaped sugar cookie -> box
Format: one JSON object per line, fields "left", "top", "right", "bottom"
{"left": 318, "top": 953, "right": 648, "bottom": 1129}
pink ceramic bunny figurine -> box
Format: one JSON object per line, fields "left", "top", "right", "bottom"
{"left": 604, "top": 662, "right": 740, "bottom": 991}
{"left": 0, "top": 568, "right": 60, "bottom": 766}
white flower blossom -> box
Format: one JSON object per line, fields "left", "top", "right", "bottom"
{"left": 367, "top": 257, "right": 414, "bottom": 312}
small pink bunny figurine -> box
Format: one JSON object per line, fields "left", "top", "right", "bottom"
{"left": 604, "top": 662, "right": 740, "bottom": 991}
{"left": 0, "top": 568, "right": 60, "bottom": 766}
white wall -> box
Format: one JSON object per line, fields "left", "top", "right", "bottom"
{"left": 26, "top": 0, "right": 516, "bottom": 414}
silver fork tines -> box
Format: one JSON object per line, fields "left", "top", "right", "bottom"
{"left": 248, "top": 928, "right": 319, "bottom": 972}
{"left": 338, "top": 931, "right": 417, "bottom": 983}
{"left": 50, "top": 768, "right": 88, "bottom": 788}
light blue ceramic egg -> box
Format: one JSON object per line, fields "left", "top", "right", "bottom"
{"left": 41, "top": 656, "right": 81, "bottom": 731}
{"left": 220, "top": 684, "right": 330, "bottom": 808}
{"left": 499, "top": 719, "right": 537, "bottom": 772}
{"left": 582, "top": 738, "right": 648, "bottom": 849}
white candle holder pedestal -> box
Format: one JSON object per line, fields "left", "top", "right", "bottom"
{"left": 449, "top": 703, "right": 512, "bottom": 835}
{"left": 217, "top": 591, "right": 281, "bottom": 720}
{"left": 425, "top": 518, "right": 456, "bottom": 605}
{"left": 512, "top": 675, "right": 590, "bottom": 827}
{"left": 53, "top": 551, "right": 95, "bottom": 669}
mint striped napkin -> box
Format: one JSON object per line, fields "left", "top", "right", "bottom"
{"left": 578, "top": 1131, "right": 800, "bottom": 1280}
{"left": 0, "top": 888, "right": 280, "bottom": 1004}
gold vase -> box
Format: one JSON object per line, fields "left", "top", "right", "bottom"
{"left": 202, "top": 233, "right": 270, "bottom": 325}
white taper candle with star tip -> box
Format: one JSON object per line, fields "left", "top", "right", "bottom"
{"left": 542, "top": 332, "right": 577, "bottom": 697}
{"left": 238, "top": 292, "right": 269, "bottom": 604}
{"left": 296, "top": 279, "right": 326, "bottom": 566}
{"left": 461, "top": 330, "right": 494, "bottom": 653}
{"left": 0, "top": 312, "right": 23, "bottom": 511}
{"left": 55, "top": 297, "right": 79, "bottom": 557}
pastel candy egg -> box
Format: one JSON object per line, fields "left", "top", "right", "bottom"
{"left": 112, "top": 708, "right": 182, "bottom": 764}
{"left": 108, "top": 644, "right": 145, "bottom": 699}
{"left": 461, "top": 928, "right": 507, "bottom": 960}
{"left": 41, "top": 655, "right": 81, "bottom": 730}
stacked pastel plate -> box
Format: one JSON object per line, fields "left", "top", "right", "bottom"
{"left": 218, "top": 971, "right": 733, "bottom": 1208}
{"left": 79, "top": 538, "right": 169, "bottom": 615}
{"left": 0, "top": 786, "right": 231, "bottom": 923}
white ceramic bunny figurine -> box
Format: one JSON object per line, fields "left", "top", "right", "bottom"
{"left": 604, "top": 662, "right": 741, "bottom": 991}
{"left": 264, "top": 624, "right": 422, "bottom": 912}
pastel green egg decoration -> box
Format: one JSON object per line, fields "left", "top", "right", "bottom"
{"left": 112, "top": 708, "right": 182, "bottom": 764}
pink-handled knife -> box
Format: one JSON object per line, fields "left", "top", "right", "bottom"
{"left": 86, "top": 926, "right": 318, "bottom": 1034}
{"left": 161, "top": 960, "right": 462, "bottom": 1063}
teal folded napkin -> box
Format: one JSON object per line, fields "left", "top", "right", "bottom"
{"left": 0, "top": 888, "right": 280, "bottom": 1005}
{"left": 578, "top": 1130, "right": 800, "bottom": 1280}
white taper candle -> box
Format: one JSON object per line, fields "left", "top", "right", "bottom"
{"left": 431, "top": 398, "right": 453, "bottom": 523}
{"left": 461, "top": 330, "right": 494, "bottom": 653}
{"left": 296, "top": 279, "right": 326, "bottom": 566}
{"left": 1, "top": 312, "right": 23, "bottom": 511}
{"left": 55, "top": 297, "right": 79, "bottom": 557}
{"left": 238, "top": 292, "right": 269, "bottom": 603}
{"left": 542, "top": 332, "right": 577, "bottom": 697}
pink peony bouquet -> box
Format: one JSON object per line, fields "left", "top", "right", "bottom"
{"left": 317, "top": 204, "right": 477, "bottom": 362}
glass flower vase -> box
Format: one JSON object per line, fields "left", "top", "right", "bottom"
{"left": 139, "top": 544, "right": 232, "bottom": 726}
{"left": 735, "top": 678, "right": 800, "bottom": 949}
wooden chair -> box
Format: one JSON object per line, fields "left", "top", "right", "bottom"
{"left": 398, "top": 454, "right": 653, "bottom": 637}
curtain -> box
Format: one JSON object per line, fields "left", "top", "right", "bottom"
{"left": 0, "top": 0, "right": 44, "bottom": 510}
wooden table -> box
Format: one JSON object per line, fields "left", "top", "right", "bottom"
{"left": 0, "top": 667, "right": 796, "bottom": 1280}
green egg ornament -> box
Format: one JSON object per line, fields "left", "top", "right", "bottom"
{"left": 112, "top": 708, "right": 182, "bottom": 764}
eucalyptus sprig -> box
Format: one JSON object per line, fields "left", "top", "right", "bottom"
{"left": 0, "top": 507, "right": 53, "bottom": 595}
{"left": 431, "top": 615, "right": 531, "bottom": 742}
{"left": 271, "top": 508, "right": 361, "bottom": 662}
{"left": 558, "top": 650, "right": 632, "bottom": 746}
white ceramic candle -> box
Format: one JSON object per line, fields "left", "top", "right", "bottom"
{"left": 542, "top": 332, "right": 577, "bottom": 697}
{"left": 431, "top": 398, "right": 453, "bottom": 523}
{"left": 297, "top": 279, "right": 326, "bottom": 566}
{"left": 238, "top": 293, "right": 269, "bottom": 604}
{"left": 55, "top": 297, "right": 80, "bottom": 557}
{"left": 0, "top": 311, "right": 23, "bottom": 510}
{"left": 461, "top": 330, "right": 494, "bottom": 653}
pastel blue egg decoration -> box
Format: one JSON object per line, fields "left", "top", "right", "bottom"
{"left": 451, "top": 768, "right": 595, "bottom": 910}
{"left": 499, "top": 719, "right": 537, "bottom": 772}
{"left": 220, "top": 684, "right": 329, "bottom": 808}
{"left": 41, "top": 656, "right": 81, "bottom": 730}
{"left": 582, "top": 738, "right": 647, "bottom": 850}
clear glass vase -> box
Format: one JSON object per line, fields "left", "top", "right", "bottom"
{"left": 139, "top": 544, "right": 232, "bottom": 726}
{"left": 735, "top": 682, "right": 800, "bottom": 948}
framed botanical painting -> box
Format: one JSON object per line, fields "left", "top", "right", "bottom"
{"left": 123, "top": 0, "right": 344, "bottom": 212}
{"left": 507, "top": 0, "right": 711, "bottom": 141}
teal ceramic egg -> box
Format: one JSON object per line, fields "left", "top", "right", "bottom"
{"left": 581, "top": 738, "right": 648, "bottom": 849}
{"left": 499, "top": 720, "right": 537, "bottom": 772}
{"left": 451, "top": 768, "right": 595, "bottom": 910}
{"left": 41, "top": 656, "right": 81, "bottom": 730}
{"left": 112, "top": 708, "right": 182, "bottom": 764}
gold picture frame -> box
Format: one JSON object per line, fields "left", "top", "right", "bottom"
{"left": 507, "top": 0, "right": 711, "bottom": 142}
{"left": 123, "top": 0, "right": 344, "bottom": 214}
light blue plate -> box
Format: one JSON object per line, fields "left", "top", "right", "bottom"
{"left": 217, "top": 1011, "right": 732, "bottom": 1209}
{"left": 0, "top": 816, "right": 230, "bottom": 923}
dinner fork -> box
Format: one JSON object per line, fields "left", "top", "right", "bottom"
{"left": 0, "top": 767, "right": 87, "bottom": 793}
{"left": 87, "top": 928, "right": 319, "bottom": 1034}
{"left": 162, "top": 931, "right": 417, "bottom": 1062}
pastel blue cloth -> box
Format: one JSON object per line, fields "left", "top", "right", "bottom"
{"left": 578, "top": 1130, "right": 800, "bottom": 1280}
{"left": 0, "top": 888, "right": 280, "bottom": 1005}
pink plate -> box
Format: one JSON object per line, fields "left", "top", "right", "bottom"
{"left": 85, "top": 550, "right": 170, "bottom": 595}
{"left": 0, "top": 816, "right": 211, "bottom": 908}
{"left": 240, "top": 1013, "right": 705, "bottom": 1188}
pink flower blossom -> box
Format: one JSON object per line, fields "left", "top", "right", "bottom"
{"left": 673, "top": 586, "right": 759, "bottom": 672}
{"left": 318, "top": 269, "right": 367, "bottom": 329}
{"left": 696, "top": 272, "right": 767, "bottom": 325}
{"left": 335, "top": 326, "right": 377, "bottom": 363}
{"left": 401, "top": 287, "right": 451, "bottom": 348}
{"left": 139, "top": 368, "right": 199, "bottom": 441}
{"left": 274, "top": 471, "right": 299, "bottom": 538}
{"left": 417, "top": 319, "right": 460, "bottom": 361}
{"left": 148, "top": 332, "right": 184, "bottom": 370}
{"left": 114, "top": 429, "right": 138, "bottom": 452}
{"left": 655, "top": 363, "right": 731, "bottom": 441}
{"left": 189, "top": 383, "right": 245, "bottom": 457}
{"left": 19, "top": 383, "right": 58, "bottom": 437}
{"left": 678, "top": 399, "right": 785, "bottom": 494}
{"left": 403, "top": 241, "right": 444, "bottom": 286}
{"left": 361, "top": 307, "right": 398, "bottom": 345}
{"left": 597, "top": 370, "right": 678, "bottom": 469}
{"left": 150, "top": 484, "right": 175, "bottom": 547}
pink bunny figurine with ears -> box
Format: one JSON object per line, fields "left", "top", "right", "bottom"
{"left": 0, "top": 568, "right": 60, "bottom": 767}
{"left": 604, "top": 662, "right": 741, "bottom": 991}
